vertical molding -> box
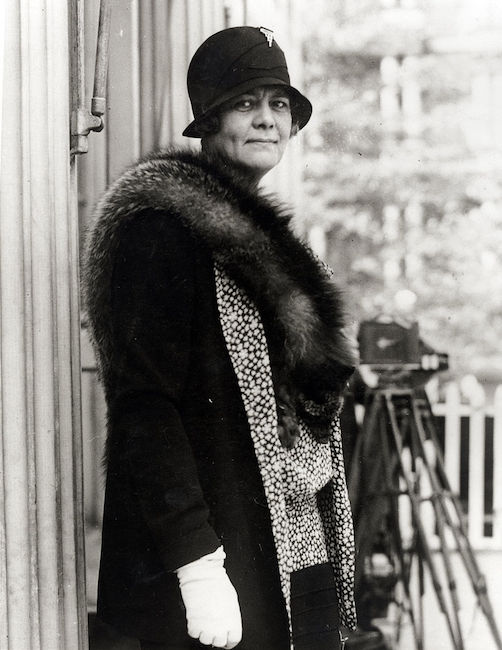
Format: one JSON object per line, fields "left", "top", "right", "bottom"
{"left": 50, "top": 0, "right": 87, "bottom": 641}
{"left": 152, "top": 0, "right": 171, "bottom": 148}
{"left": 1, "top": 0, "right": 36, "bottom": 644}
{"left": 225, "top": 0, "right": 245, "bottom": 26}
{"left": 139, "top": 0, "right": 155, "bottom": 154}
{"left": 168, "top": 0, "right": 191, "bottom": 145}
{"left": 26, "top": 1, "right": 62, "bottom": 644}
{"left": 0, "top": 0, "right": 87, "bottom": 647}
{"left": 107, "top": 0, "right": 141, "bottom": 181}
{"left": 78, "top": 0, "right": 107, "bottom": 245}
{"left": 186, "top": 0, "right": 201, "bottom": 56}
{"left": 200, "top": 0, "right": 214, "bottom": 37}
{"left": 130, "top": 0, "right": 141, "bottom": 159}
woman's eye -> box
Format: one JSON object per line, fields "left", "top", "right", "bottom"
{"left": 272, "top": 99, "right": 290, "bottom": 111}
{"left": 233, "top": 99, "right": 254, "bottom": 111}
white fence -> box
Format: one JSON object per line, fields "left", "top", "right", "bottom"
{"left": 427, "top": 381, "right": 502, "bottom": 550}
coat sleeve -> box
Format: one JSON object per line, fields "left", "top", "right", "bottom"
{"left": 108, "top": 210, "right": 221, "bottom": 571}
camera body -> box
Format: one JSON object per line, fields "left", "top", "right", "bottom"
{"left": 358, "top": 319, "right": 449, "bottom": 377}
{"left": 358, "top": 320, "right": 421, "bottom": 369}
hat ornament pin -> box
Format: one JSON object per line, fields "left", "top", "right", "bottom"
{"left": 259, "top": 26, "right": 274, "bottom": 47}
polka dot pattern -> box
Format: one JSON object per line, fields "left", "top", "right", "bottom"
{"left": 214, "top": 262, "right": 357, "bottom": 632}
{"left": 285, "top": 419, "right": 331, "bottom": 570}
{"left": 321, "top": 417, "right": 358, "bottom": 629}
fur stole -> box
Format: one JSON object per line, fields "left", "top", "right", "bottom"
{"left": 84, "top": 148, "right": 356, "bottom": 447}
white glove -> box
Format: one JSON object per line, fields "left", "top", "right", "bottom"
{"left": 176, "top": 546, "right": 242, "bottom": 649}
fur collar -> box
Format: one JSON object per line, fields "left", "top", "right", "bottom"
{"left": 84, "top": 149, "right": 356, "bottom": 443}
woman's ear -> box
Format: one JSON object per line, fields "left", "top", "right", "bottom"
{"left": 290, "top": 123, "right": 299, "bottom": 137}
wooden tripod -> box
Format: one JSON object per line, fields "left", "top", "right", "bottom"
{"left": 348, "top": 387, "right": 502, "bottom": 650}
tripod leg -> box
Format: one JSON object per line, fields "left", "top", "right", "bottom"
{"left": 414, "top": 396, "right": 502, "bottom": 650}
{"left": 421, "top": 399, "right": 479, "bottom": 575}
{"left": 416, "top": 543, "right": 425, "bottom": 650}
{"left": 399, "top": 542, "right": 425, "bottom": 650}
{"left": 406, "top": 397, "right": 465, "bottom": 649}
{"left": 353, "top": 395, "right": 391, "bottom": 592}
{"left": 354, "top": 489, "right": 390, "bottom": 592}
{"left": 349, "top": 394, "right": 380, "bottom": 509}
{"left": 408, "top": 443, "right": 426, "bottom": 650}
{"left": 422, "top": 400, "right": 488, "bottom": 577}
{"left": 378, "top": 413, "right": 424, "bottom": 650}
{"left": 384, "top": 392, "right": 463, "bottom": 650}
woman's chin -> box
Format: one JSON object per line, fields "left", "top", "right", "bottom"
{"left": 242, "top": 155, "right": 280, "bottom": 180}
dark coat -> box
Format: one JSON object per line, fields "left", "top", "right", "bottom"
{"left": 83, "top": 149, "right": 357, "bottom": 648}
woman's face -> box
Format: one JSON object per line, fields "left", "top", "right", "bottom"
{"left": 204, "top": 86, "right": 293, "bottom": 182}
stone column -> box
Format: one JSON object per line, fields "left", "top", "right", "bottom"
{"left": 0, "top": 1, "right": 87, "bottom": 648}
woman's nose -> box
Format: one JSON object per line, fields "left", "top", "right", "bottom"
{"left": 252, "top": 101, "right": 275, "bottom": 128}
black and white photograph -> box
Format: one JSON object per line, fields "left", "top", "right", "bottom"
{"left": 1, "top": 1, "right": 501, "bottom": 649}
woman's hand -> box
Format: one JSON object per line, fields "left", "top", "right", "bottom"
{"left": 176, "top": 547, "right": 242, "bottom": 649}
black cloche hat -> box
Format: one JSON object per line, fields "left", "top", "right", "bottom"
{"left": 182, "top": 26, "right": 312, "bottom": 138}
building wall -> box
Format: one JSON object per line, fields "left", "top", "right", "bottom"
{"left": 1, "top": 1, "right": 87, "bottom": 647}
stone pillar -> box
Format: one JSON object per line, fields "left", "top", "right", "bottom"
{"left": 0, "top": 1, "right": 87, "bottom": 648}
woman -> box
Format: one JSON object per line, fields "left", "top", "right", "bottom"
{"left": 84, "top": 26, "right": 357, "bottom": 650}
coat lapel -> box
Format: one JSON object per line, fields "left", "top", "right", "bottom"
{"left": 322, "top": 419, "right": 358, "bottom": 630}
{"left": 214, "top": 262, "right": 293, "bottom": 629}
{"left": 214, "top": 262, "right": 357, "bottom": 632}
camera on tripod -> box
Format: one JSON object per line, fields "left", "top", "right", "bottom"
{"left": 357, "top": 318, "right": 449, "bottom": 385}
{"left": 349, "top": 319, "right": 502, "bottom": 650}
